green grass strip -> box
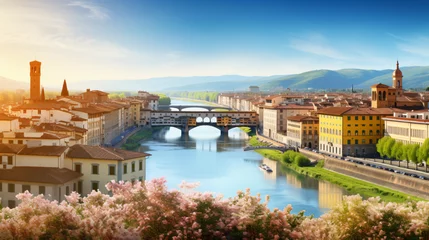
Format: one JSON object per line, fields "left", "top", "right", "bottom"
{"left": 248, "top": 136, "right": 423, "bottom": 203}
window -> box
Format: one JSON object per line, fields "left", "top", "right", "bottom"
{"left": 38, "top": 110, "right": 41, "bottom": 114}
{"left": 376, "top": 130, "right": 380, "bottom": 135}
{"left": 8, "top": 140, "right": 13, "bottom": 144}
{"left": 91, "top": 181, "right": 99, "bottom": 191}
{"left": 92, "top": 164, "right": 99, "bottom": 175}
{"left": 8, "top": 183, "right": 15, "bottom": 192}
{"left": 355, "top": 140, "right": 358, "bottom": 144}
{"left": 39, "top": 186, "right": 46, "bottom": 195}
{"left": 22, "top": 185, "right": 30, "bottom": 193}
{"left": 66, "top": 186, "right": 70, "bottom": 195}
{"left": 123, "top": 164, "right": 128, "bottom": 174}
{"left": 109, "top": 165, "right": 116, "bottom": 175}
{"left": 347, "top": 130, "right": 351, "bottom": 136}
{"left": 74, "top": 164, "right": 82, "bottom": 173}
{"left": 355, "top": 130, "right": 358, "bottom": 136}
{"left": 138, "top": 177, "right": 143, "bottom": 181}
{"left": 369, "top": 116, "right": 373, "bottom": 120}
{"left": 347, "top": 116, "right": 351, "bottom": 120}
{"left": 370, "top": 139, "right": 373, "bottom": 144}
{"left": 355, "top": 116, "right": 358, "bottom": 120}
{"left": 362, "top": 116, "right": 365, "bottom": 120}
{"left": 347, "top": 140, "right": 351, "bottom": 144}
{"left": 362, "top": 130, "right": 366, "bottom": 136}
{"left": 7, "top": 156, "right": 13, "bottom": 165}
{"left": 377, "top": 116, "right": 380, "bottom": 120}
{"left": 78, "top": 181, "right": 83, "bottom": 194}
{"left": 139, "top": 160, "right": 143, "bottom": 171}
{"left": 0, "top": 183, "right": 2, "bottom": 192}
{"left": 362, "top": 139, "right": 366, "bottom": 144}
{"left": 8, "top": 200, "right": 16, "bottom": 208}
{"left": 132, "top": 162, "right": 135, "bottom": 172}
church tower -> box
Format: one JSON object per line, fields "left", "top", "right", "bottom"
{"left": 30, "top": 60, "right": 41, "bottom": 102}
{"left": 392, "top": 61, "right": 403, "bottom": 96}
{"left": 61, "top": 79, "right": 69, "bottom": 97}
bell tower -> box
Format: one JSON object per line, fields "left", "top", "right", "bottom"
{"left": 392, "top": 61, "right": 403, "bottom": 96}
{"left": 30, "top": 60, "right": 41, "bottom": 102}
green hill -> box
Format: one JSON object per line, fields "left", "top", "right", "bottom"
{"left": 261, "top": 66, "right": 429, "bottom": 91}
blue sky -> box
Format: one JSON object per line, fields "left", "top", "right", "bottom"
{"left": 1, "top": 0, "right": 429, "bottom": 85}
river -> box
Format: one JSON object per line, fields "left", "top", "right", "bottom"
{"left": 139, "top": 99, "right": 348, "bottom": 217}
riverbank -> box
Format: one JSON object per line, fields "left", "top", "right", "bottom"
{"left": 248, "top": 136, "right": 423, "bottom": 202}
{"left": 121, "top": 127, "right": 163, "bottom": 150}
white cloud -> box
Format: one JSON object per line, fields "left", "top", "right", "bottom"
{"left": 68, "top": 1, "right": 109, "bottom": 20}
{"left": 397, "top": 36, "right": 429, "bottom": 57}
{"left": 289, "top": 33, "right": 348, "bottom": 60}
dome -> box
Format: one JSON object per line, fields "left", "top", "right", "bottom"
{"left": 393, "top": 61, "right": 402, "bottom": 77}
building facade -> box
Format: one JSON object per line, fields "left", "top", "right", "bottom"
{"left": 286, "top": 115, "right": 319, "bottom": 149}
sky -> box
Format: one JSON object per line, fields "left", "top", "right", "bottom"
{"left": 1, "top": 0, "right": 429, "bottom": 85}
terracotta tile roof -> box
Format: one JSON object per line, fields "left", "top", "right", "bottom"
{"left": 317, "top": 107, "right": 399, "bottom": 116}
{"left": 0, "top": 144, "right": 25, "bottom": 153}
{"left": 11, "top": 102, "right": 72, "bottom": 111}
{"left": 67, "top": 144, "right": 151, "bottom": 160}
{"left": 0, "top": 113, "right": 18, "bottom": 121}
{"left": 72, "top": 107, "right": 106, "bottom": 114}
{"left": 18, "top": 146, "right": 68, "bottom": 156}
{"left": 0, "top": 167, "right": 82, "bottom": 184}
{"left": 36, "top": 123, "right": 87, "bottom": 133}
{"left": 371, "top": 83, "right": 390, "bottom": 88}
{"left": 287, "top": 115, "right": 319, "bottom": 122}
{"left": 71, "top": 116, "right": 86, "bottom": 121}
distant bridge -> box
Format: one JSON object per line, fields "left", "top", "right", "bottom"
{"left": 159, "top": 105, "right": 233, "bottom": 111}
{"left": 243, "top": 145, "right": 295, "bottom": 153}
{"left": 150, "top": 110, "right": 258, "bottom": 134}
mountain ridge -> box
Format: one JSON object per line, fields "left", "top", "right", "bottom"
{"left": 2, "top": 66, "right": 429, "bottom": 92}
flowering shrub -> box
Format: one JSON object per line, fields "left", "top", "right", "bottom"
{"left": 1, "top": 178, "right": 429, "bottom": 239}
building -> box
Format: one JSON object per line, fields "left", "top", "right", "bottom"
{"left": 371, "top": 61, "right": 428, "bottom": 109}
{"left": 263, "top": 105, "right": 315, "bottom": 142}
{"left": 29, "top": 60, "right": 41, "bottom": 102}
{"left": 65, "top": 144, "right": 150, "bottom": 195}
{"left": 0, "top": 113, "right": 19, "bottom": 132}
{"left": 286, "top": 115, "right": 319, "bottom": 149}
{"left": 383, "top": 110, "right": 429, "bottom": 145}
{"left": 317, "top": 107, "right": 397, "bottom": 157}
{"left": 0, "top": 144, "right": 150, "bottom": 208}
{"left": 81, "top": 89, "right": 109, "bottom": 103}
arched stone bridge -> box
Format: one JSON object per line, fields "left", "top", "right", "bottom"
{"left": 160, "top": 105, "right": 233, "bottom": 111}
{"left": 243, "top": 145, "right": 296, "bottom": 153}
{"left": 150, "top": 110, "right": 258, "bottom": 134}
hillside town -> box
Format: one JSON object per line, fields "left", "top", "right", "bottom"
{"left": 1, "top": 60, "right": 429, "bottom": 209}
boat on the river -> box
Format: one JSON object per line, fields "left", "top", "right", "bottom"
{"left": 259, "top": 164, "right": 273, "bottom": 173}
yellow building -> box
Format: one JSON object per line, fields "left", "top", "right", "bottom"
{"left": 286, "top": 115, "right": 319, "bottom": 149}
{"left": 318, "top": 107, "right": 396, "bottom": 157}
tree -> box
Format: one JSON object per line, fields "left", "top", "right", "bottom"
{"left": 426, "top": 86, "right": 429, "bottom": 91}
{"left": 383, "top": 137, "right": 396, "bottom": 159}
{"left": 376, "top": 136, "right": 389, "bottom": 157}
{"left": 418, "top": 138, "right": 429, "bottom": 164}
{"left": 408, "top": 144, "right": 420, "bottom": 169}
{"left": 401, "top": 144, "right": 411, "bottom": 168}
{"left": 393, "top": 142, "right": 403, "bottom": 166}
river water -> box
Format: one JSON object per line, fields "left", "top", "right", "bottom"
{"left": 139, "top": 99, "right": 347, "bottom": 217}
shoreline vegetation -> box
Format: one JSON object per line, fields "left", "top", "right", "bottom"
{"left": 121, "top": 127, "right": 162, "bottom": 150}
{"left": 245, "top": 131, "right": 422, "bottom": 203}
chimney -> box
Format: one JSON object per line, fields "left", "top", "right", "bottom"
{"left": 86, "top": 89, "right": 90, "bottom": 92}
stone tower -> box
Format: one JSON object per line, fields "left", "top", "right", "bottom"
{"left": 30, "top": 60, "right": 41, "bottom": 102}
{"left": 392, "top": 61, "right": 403, "bottom": 96}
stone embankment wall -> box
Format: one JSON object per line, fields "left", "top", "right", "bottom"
{"left": 299, "top": 149, "right": 429, "bottom": 199}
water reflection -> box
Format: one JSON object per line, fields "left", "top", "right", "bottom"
{"left": 141, "top": 99, "right": 348, "bottom": 217}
